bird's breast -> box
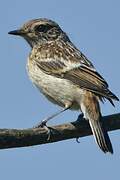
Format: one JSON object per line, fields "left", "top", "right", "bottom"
{"left": 27, "top": 57, "right": 84, "bottom": 110}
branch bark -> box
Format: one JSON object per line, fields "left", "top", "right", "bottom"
{"left": 0, "top": 113, "right": 120, "bottom": 149}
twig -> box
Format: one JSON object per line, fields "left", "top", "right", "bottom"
{"left": 0, "top": 113, "right": 120, "bottom": 149}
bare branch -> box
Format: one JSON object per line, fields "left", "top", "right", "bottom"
{"left": 0, "top": 113, "right": 120, "bottom": 149}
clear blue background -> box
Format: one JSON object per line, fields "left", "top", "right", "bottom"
{"left": 0, "top": 0, "right": 120, "bottom": 179}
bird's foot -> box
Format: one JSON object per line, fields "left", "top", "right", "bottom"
{"left": 33, "top": 119, "right": 48, "bottom": 128}
{"left": 33, "top": 108, "right": 70, "bottom": 140}
{"left": 75, "top": 113, "right": 84, "bottom": 143}
{"left": 33, "top": 119, "right": 52, "bottom": 141}
{"left": 76, "top": 113, "right": 84, "bottom": 122}
{"left": 76, "top": 137, "right": 80, "bottom": 143}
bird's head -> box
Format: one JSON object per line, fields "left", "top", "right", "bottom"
{"left": 8, "top": 18, "right": 67, "bottom": 47}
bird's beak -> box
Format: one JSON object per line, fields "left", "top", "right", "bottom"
{"left": 8, "top": 29, "right": 25, "bottom": 36}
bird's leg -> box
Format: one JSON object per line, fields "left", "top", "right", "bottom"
{"left": 76, "top": 113, "right": 84, "bottom": 143}
{"left": 33, "top": 106, "right": 70, "bottom": 140}
{"left": 34, "top": 107, "right": 70, "bottom": 128}
{"left": 76, "top": 113, "right": 84, "bottom": 122}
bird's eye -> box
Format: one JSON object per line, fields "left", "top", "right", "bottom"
{"left": 35, "top": 24, "right": 53, "bottom": 33}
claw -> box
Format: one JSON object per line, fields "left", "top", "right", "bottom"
{"left": 45, "top": 126, "right": 52, "bottom": 141}
{"left": 33, "top": 120, "right": 52, "bottom": 141}
{"left": 33, "top": 107, "right": 70, "bottom": 141}
{"left": 75, "top": 114, "right": 83, "bottom": 143}
{"left": 33, "top": 119, "right": 47, "bottom": 128}
{"left": 76, "top": 137, "right": 80, "bottom": 143}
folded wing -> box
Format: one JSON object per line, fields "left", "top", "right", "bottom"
{"left": 35, "top": 41, "right": 119, "bottom": 103}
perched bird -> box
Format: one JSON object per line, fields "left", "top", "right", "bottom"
{"left": 8, "top": 18, "right": 119, "bottom": 153}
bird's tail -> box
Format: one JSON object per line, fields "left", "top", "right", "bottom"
{"left": 89, "top": 118, "right": 113, "bottom": 153}
{"left": 81, "top": 91, "right": 113, "bottom": 153}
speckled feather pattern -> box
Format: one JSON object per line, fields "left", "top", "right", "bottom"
{"left": 28, "top": 39, "right": 118, "bottom": 104}
{"left": 9, "top": 18, "right": 119, "bottom": 153}
{"left": 27, "top": 50, "right": 84, "bottom": 110}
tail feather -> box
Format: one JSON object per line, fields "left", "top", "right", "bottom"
{"left": 89, "top": 119, "right": 113, "bottom": 153}
{"left": 107, "top": 90, "right": 119, "bottom": 106}
{"left": 107, "top": 89, "right": 119, "bottom": 101}
{"left": 81, "top": 91, "right": 113, "bottom": 153}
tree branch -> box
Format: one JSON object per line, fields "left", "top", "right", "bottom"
{"left": 0, "top": 113, "right": 120, "bottom": 149}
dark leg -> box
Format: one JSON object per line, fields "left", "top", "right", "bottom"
{"left": 33, "top": 107, "right": 70, "bottom": 128}
{"left": 76, "top": 113, "right": 84, "bottom": 143}
{"left": 76, "top": 113, "right": 84, "bottom": 122}
{"left": 33, "top": 107, "right": 70, "bottom": 140}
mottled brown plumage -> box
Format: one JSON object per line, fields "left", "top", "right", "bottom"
{"left": 8, "top": 18, "right": 119, "bottom": 153}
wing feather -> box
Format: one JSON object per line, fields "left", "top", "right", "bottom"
{"left": 34, "top": 41, "right": 119, "bottom": 102}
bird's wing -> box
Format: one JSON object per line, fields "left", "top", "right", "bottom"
{"left": 35, "top": 42, "right": 119, "bottom": 102}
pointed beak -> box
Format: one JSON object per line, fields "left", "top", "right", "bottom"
{"left": 8, "top": 29, "right": 25, "bottom": 36}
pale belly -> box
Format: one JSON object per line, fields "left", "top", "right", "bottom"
{"left": 27, "top": 62, "right": 84, "bottom": 110}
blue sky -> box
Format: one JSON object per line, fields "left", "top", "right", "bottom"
{"left": 0, "top": 0, "right": 120, "bottom": 179}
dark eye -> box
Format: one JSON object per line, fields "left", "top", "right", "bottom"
{"left": 35, "top": 24, "right": 52, "bottom": 33}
